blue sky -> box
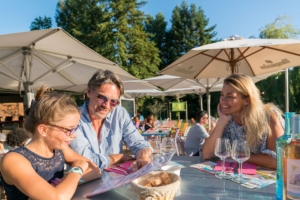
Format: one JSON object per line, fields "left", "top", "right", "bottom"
{"left": 1, "top": 0, "right": 300, "bottom": 40}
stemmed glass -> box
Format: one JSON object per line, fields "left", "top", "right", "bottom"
{"left": 231, "top": 140, "right": 250, "bottom": 182}
{"left": 161, "top": 137, "right": 175, "bottom": 154}
{"left": 150, "top": 138, "right": 165, "bottom": 166}
{"left": 214, "top": 138, "right": 231, "bottom": 178}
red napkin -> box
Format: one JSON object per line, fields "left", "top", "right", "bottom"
{"left": 214, "top": 161, "right": 256, "bottom": 175}
{"left": 105, "top": 161, "right": 133, "bottom": 175}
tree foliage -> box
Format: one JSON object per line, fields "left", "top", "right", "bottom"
{"left": 257, "top": 15, "right": 300, "bottom": 112}
{"left": 30, "top": 16, "right": 52, "bottom": 30}
{"left": 259, "top": 16, "right": 300, "bottom": 39}
{"left": 165, "top": 1, "right": 217, "bottom": 66}
{"left": 55, "top": 0, "right": 160, "bottom": 79}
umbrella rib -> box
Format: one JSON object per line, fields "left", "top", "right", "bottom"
{"left": 193, "top": 49, "right": 224, "bottom": 79}
{"left": 33, "top": 54, "right": 78, "bottom": 86}
{"left": 30, "top": 28, "right": 60, "bottom": 46}
{"left": 0, "top": 61, "right": 24, "bottom": 82}
{"left": 37, "top": 50, "right": 116, "bottom": 66}
{"left": 236, "top": 47, "right": 265, "bottom": 62}
{"left": 263, "top": 46, "right": 300, "bottom": 56}
{"left": 236, "top": 48, "right": 256, "bottom": 75}
{"left": 0, "top": 49, "right": 22, "bottom": 64}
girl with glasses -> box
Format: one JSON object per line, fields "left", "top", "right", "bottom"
{"left": 0, "top": 87, "right": 101, "bottom": 200}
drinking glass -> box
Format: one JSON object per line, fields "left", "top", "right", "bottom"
{"left": 161, "top": 137, "right": 175, "bottom": 154}
{"left": 214, "top": 138, "right": 231, "bottom": 178}
{"left": 231, "top": 140, "right": 250, "bottom": 182}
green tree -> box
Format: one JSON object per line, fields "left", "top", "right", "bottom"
{"left": 30, "top": 16, "right": 52, "bottom": 30}
{"left": 56, "top": 0, "right": 160, "bottom": 79}
{"left": 145, "top": 12, "right": 168, "bottom": 70}
{"left": 259, "top": 16, "right": 300, "bottom": 39}
{"left": 257, "top": 16, "right": 300, "bottom": 112}
{"left": 165, "top": 1, "right": 217, "bottom": 65}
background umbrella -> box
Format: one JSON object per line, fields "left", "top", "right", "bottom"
{"left": 160, "top": 36, "right": 300, "bottom": 111}
{"left": 124, "top": 88, "right": 163, "bottom": 116}
{"left": 151, "top": 72, "right": 280, "bottom": 129}
{"left": 0, "top": 28, "right": 137, "bottom": 107}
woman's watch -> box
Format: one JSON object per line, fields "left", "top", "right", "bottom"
{"left": 68, "top": 167, "right": 83, "bottom": 178}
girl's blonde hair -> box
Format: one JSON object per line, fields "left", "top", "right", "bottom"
{"left": 24, "top": 87, "right": 80, "bottom": 134}
{"left": 224, "top": 74, "right": 283, "bottom": 148}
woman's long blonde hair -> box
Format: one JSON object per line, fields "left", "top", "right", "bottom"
{"left": 224, "top": 74, "right": 283, "bottom": 148}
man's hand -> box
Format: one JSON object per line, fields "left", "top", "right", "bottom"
{"left": 130, "top": 148, "right": 152, "bottom": 172}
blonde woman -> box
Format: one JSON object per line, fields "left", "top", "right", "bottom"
{"left": 0, "top": 91, "right": 101, "bottom": 200}
{"left": 202, "top": 74, "right": 284, "bottom": 169}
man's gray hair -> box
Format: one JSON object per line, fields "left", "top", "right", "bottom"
{"left": 88, "top": 70, "right": 124, "bottom": 95}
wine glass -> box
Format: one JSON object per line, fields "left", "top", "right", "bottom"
{"left": 231, "top": 140, "right": 250, "bottom": 182}
{"left": 161, "top": 137, "right": 175, "bottom": 154}
{"left": 214, "top": 138, "right": 231, "bottom": 178}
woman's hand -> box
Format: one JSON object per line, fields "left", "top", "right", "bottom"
{"left": 217, "top": 103, "right": 232, "bottom": 123}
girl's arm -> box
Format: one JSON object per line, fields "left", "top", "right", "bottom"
{"left": 62, "top": 146, "right": 101, "bottom": 184}
{"left": 0, "top": 152, "right": 88, "bottom": 200}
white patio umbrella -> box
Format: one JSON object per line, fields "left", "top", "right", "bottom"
{"left": 144, "top": 75, "right": 223, "bottom": 116}
{"left": 124, "top": 88, "right": 163, "bottom": 115}
{"left": 62, "top": 79, "right": 158, "bottom": 93}
{"left": 149, "top": 71, "right": 281, "bottom": 129}
{"left": 160, "top": 36, "right": 300, "bottom": 111}
{"left": 164, "top": 85, "right": 223, "bottom": 111}
{"left": 0, "top": 28, "right": 137, "bottom": 107}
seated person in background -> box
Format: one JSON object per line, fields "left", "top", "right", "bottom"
{"left": 70, "top": 70, "right": 152, "bottom": 171}
{"left": 137, "top": 111, "right": 144, "bottom": 122}
{"left": 0, "top": 133, "right": 10, "bottom": 154}
{"left": 190, "top": 118, "right": 195, "bottom": 125}
{"left": 0, "top": 90, "right": 101, "bottom": 200}
{"left": 133, "top": 116, "right": 140, "bottom": 125}
{"left": 144, "top": 114, "right": 155, "bottom": 131}
{"left": 185, "top": 111, "right": 215, "bottom": 156}
{"left": 6, "top": 128, "right": 31, "bottom": 148}
{"left": 202, "top": 74, "right": 284, "bottom": 169}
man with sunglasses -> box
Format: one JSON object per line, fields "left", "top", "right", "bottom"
{"left": 70, "top": 70, "right": 152, "bottom": 170}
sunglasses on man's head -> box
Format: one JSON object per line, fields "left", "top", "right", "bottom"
{"left": 96, "top": 94, "right": 119, "bottom": 107}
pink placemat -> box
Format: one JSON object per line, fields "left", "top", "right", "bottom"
{"left": 214, "top": 161, "right": 256, "bottom": 175}
{"left": 105, "top": 161, "right": 133, "bottom": 175}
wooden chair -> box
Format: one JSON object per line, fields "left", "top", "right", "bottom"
{"left": 176, "top": 119, "right": 182, "bottom": 129}
{"left": 178, "top": 122, "right": 188, "bottom": 136}
{"left": 174, "top": 128, "right": 187, "bottom": 156}
{"left": 183, "top": 126, "right": 191, "bottom": 139}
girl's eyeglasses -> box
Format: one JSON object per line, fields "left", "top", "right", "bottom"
{"left": 96, "top": 94, "right": 119, "bottom": 107}
{"left": 47, "top": 124, "right": 79, "bottom": 136}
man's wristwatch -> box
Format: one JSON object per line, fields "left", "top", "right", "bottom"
{"left": 68, "top": 167, "right": 83, "bottom": 178}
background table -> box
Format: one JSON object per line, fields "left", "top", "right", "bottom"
{"left": 72, "top": 156, "right": 276, "bottom": 199}
{"left": 141, "top": 128, "right": 170, "bottom": 137}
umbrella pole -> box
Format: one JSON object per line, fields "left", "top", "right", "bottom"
{"left": 206, "top": 88, "right": 211, "bottom": 131}
{"left": 23, "top": 82, "right": 34, "bottom": 109}
{"left": 285, "top": 68, "right": 289, "bottom": 112}
{"left": 135, "top": 97, "right": 138, "bottom": 116}
{"left": 199, "top": 93, "right": 203, "bottom": 111}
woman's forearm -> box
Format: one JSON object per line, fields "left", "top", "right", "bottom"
{"left": 247, "top": 154, "right": 276, "bottom": 169}
{"left": 202, "top": 119, "right": 228, "bottom": 159}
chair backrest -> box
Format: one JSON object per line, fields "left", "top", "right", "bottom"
{"left": 173, "top": 128, "right": 180, "bottom": 156}
{"left": 180, "top": 122, "right": 188, "bottom": 133}
{"left": 183, "top": 126, "right": 192, "bottom": 138}
{"left": 176, "top": 119, "right": 182, "bottom": 129}
{"left": 18, "top": 116, "right": 24, "bottom": 122}
{"left": 4, "top": 116, "right": 12, "bottom": 122}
